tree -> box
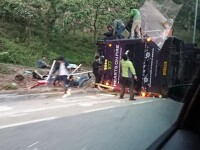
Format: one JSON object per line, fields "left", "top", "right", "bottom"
{"left": 86, "top": 0, "right": 139, "bottom": 42}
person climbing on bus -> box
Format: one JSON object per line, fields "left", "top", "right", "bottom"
{"left": 129, "top": 8, "right": 141, "bottom": 39}
{"left": 102, "top": 25, "right": 115, "bottom": 40}
{"left": 120, "top": 54, "right": 138, "bottom": 100}
{"left": 113, "top": 19, "right": 125, "bottom": 39}
{"left": 125, "top": 19, "right": 133, "bottom": 39}
{"left": 126, "top": 19, "right": 143, "bottom": 39}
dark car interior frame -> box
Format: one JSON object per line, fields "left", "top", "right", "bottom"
{"left": 147, "top": 68, "right": 200, "bottom": 150}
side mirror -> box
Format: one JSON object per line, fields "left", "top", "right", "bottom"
{"left": 168, "top": 84, "right": 194, "bottom": 102}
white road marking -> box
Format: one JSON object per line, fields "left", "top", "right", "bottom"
{"left": 114, "top": 100, "right": 122, "bottom": 103}
{"left": 55, "top": 94, "right": 119, "bottom": 103}
{"left": 0, "top": 100, "right": 121, "bottom": 118}
{"left": 0, "top": 106, "right": 13, "bottom": 112}
{"left": 79, "top": 100, "right": 117, "bottom": 107}
{"left": 28, "top": 141, "right": 39, "bottom": 148}
{"left": 85, "top": 96, "right": 99, "bottom": 98}
{"left": 83, "top": 100, "right": 156, "bottom": 113}
{"left": 55, "top": 94, "right": 110, "bottom": 103}
{"left": 10, "top": 113, "right": 27, "bottom": 117}
{"left": 98, "top": 94, "right": 116, "bottom": 97}
{"left": 78, "top": 103, "right": 93, "bottom": 107}
{"left": 55, "top": 98, "right": 85, "bottom": 103}
{"left": 0, "top": 100, "right": 157, "bottom": 129}
{"left": 24, "top": 104, "right": 76, "bottom": 113}
{"left": 132, "top": 100, "right": 154, "bottom": 105}
{"left": 84, "top": 106, "right": 115, "bottom": 113}
{"left": 23, "top": 100, "right": 114, "bottom": 113}
{"left": 0, "top": 117, "right": 57, "bottom": 130}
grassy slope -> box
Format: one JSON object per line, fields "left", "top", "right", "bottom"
{"left": 0, "top": 21, "right": 96, "bottom": 67}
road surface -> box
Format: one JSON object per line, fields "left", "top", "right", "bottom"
{"left": 0, "top": 92, "right": 183, "bottom": 150}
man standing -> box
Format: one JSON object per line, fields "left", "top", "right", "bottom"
{"left": 52, "top": 56, "right": 70, "bottom": 98}
{"left": 130, "top": 8, "right": 141, "bottom": 39}
{"left": 93, "top": 56, "right": 101, "bottom": 86}
{"left": 113, "top": 19, "right": 125, "bottom": 39}
{"left": 120, "top": 54, "right": 137, "bottom": 100}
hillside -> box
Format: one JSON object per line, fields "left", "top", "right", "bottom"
{"left": 0, "top": 23, "right": 96, "bottom": 67}
{"left": 0, "top": 0, "right": 199, "bottom": 68}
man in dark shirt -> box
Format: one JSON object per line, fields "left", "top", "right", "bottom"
{"left": 37, "top": 56, "right": 50, "bottom": 69}
{"left": 103, "top": 25, "right": 114, "bottom": 40}
{"left": 93, "top": 56, "right": 101, "bottom": 85}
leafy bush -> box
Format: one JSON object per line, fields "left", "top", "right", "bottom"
{"left": 48, "top": 32, "right": 95, "bottom": 65}
{"left": 0, "top": 32, "right": 96, "bottom": 67}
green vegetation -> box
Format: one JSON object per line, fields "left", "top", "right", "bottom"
{"left": 0, "top": 33, "right": 95, "bottom": 66}
{"left": 0, "top": 0, "right": 139, "bottom": 66}
{"left": 0, "top": 0, "right": 199, "bottom": 67}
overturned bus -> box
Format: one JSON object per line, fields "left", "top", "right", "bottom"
{"left": 96, "top": 37, "right": 200, "bottom": 97}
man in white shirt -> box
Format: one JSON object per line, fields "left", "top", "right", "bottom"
{"left": 53, "top": 57, "right": 70, "bottom": 98}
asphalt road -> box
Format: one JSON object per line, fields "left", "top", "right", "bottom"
{"left": 0, "top": 93, "right": 183, "bottom": 150}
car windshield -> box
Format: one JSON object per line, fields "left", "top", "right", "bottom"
{"left": 0, "top": 0, "right": 199, "bottom": 150}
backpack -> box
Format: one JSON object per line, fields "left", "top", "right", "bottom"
{"left": 125, "top": 20, "right": 133, "bottom": 32}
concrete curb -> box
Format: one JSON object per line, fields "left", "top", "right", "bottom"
{"left": 0, "top": 88, "right": 102, "bottom": 102}
{"left": 0, "top": 88, "right": 61, "bottom": 95}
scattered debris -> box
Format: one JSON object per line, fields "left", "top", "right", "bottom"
{"left": 0, "top": 63, "right": 93, "bottom": 92}
{"left": 15, "top": 74, "right": 25, "bottom": 82}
